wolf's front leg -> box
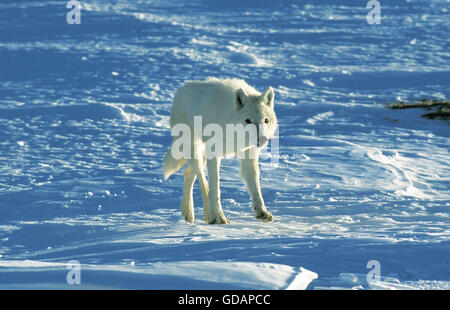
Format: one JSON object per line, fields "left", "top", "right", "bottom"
{"left": 206, "top": 157, "right": 230, "bottom": 224}
{"left": 240, "top": 158, "right": 273, "bottom": 222}
{"left": 181, "top": 165, "right": 196, "bottom": 223}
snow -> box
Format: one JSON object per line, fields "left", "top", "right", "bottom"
{"left": 0, "top": 0, "right": 449, "bottom": 289}
{"left": 0, "top": 259, "right": 316, "bottom": 290}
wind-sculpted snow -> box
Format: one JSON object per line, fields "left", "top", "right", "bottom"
{"left": 0, "top": 0, "right": 449, "bottom": 289}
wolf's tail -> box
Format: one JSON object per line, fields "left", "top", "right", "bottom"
{"left": 163, "top": 148, "right": 187, "bottom": 180}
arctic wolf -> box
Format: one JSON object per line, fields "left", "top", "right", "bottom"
{"left": 163, "top": 78, "right": 277, "bottom": 224}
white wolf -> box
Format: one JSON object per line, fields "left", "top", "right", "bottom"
{"left": 163, "top": 77, "right": 277, "bottom": 224}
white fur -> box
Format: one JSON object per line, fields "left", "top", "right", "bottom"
{"left": 164, "top": 77, "right": 277, "bottom": 224}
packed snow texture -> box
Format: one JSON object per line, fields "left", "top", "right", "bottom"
{"left": 0, "top": 0, "right": 449, "bottom": 289}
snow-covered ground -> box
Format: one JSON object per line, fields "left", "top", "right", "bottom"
{"left": 0, "top": 0, "right": 449, "bottom": 289}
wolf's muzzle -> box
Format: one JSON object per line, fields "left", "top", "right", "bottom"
{"left": 258, "top": 135, "right": 268, "bottom": 147}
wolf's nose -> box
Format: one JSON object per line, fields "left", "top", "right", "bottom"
{"left": 258, "top": 135, "right": 268, "bottom": 147}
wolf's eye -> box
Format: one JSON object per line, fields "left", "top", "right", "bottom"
{"left": 264, "top": 118, "right": 269, "bottom": 124}
{"left": 245, "top": 119, "right": 252, "bottom": 124}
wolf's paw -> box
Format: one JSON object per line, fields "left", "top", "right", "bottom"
{"left": 183, "top": 214, "right": 195, "bottom": 223}
{"left": 255, "top": 210, "right": 274, "bottom": 223}
{"left": 182, "top": 211, "right": 195, "bottom": 223}
{"left": 208, "top": 213, "right": 230, "bottom": 224}
{"left": 181, "top": 203, "right": 195, "bottom": 223}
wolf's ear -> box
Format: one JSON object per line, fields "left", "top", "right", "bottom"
{"left": 236, "top": 88, "right": 247, "bottom": 110}
{"left": 262, "top": 86, "right": 274, "bottom": 106}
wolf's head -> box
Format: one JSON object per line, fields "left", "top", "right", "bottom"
{"left": 235, "top": 86, "right": 278, "bottom": 148}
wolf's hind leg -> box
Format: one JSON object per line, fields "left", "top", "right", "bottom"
{"left": 181, "top": 164, "right": 197, "bottom": 223}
